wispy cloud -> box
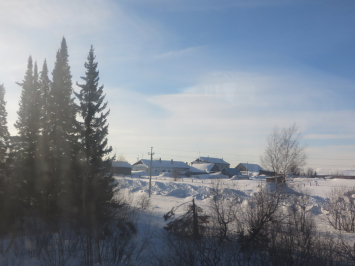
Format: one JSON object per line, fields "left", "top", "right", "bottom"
{"left": 0, "top": 0, "right": 112, "bottom": 30}
{"left": 153, "top": 47, "right": 203, "bottom": 59}
{"left": 107, "top": 69, "right": 355, "bottom": 165}
{"left": 121, "top": 0, "right": 304, "bottom": 12}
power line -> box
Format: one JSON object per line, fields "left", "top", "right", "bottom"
{"left": 156, "top": 148, "right": 355, "bottom": 162}
{"left": 155, "top": 147, "right": 260, "bottom": 158}
{"left": 117, "top": 146, "right": 355, "bottom": 163}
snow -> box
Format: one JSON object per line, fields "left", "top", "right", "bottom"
{"left": 115, "top": 174, "right": 355, "bottom": 230}
{"left": 197, "top": 156, "right": 229, "bottom": 165}
{"left": 316, "top": 167, "right": 355, "bottom": 176}
{"left": 230, "top": 174, "right": 249, "bottom": 180}
{"left": 189, "top": 163, "right": 215, "bottom": 173}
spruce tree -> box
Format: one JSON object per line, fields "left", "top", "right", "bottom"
{"left": 75, "top": 46, "right": 115, "bottom": 265}
{"left": 37, "top": 59, "right": 53, "bottom": 217}
{"left": 0, "top": 84, "right": 10, "bottom": 171}
{"left": 15, "top": 57, "right": 41, "bottom": 209}
{"left": 0, "top": 84, "right": 15, "bottom": 235}
{"left": 39, "top": 59, "right": 51, "bottom": 139}
{"left": 48, "top": 37, "right": 78, "bottom": 221}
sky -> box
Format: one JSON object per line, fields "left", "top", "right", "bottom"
{"left": 0, "top": 0, "right": 355, "bottom": 170}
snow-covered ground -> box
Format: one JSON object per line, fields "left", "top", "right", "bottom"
{"left": 115, "top": 174, "right": 355, "bottom": 231}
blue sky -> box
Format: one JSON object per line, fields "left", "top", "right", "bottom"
{"left": 1, "top": 0, "right": 355, "bottom": 170}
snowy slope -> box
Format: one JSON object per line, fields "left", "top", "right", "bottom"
{"left": 115, "top": 175, "right": 355, "bottom": 232}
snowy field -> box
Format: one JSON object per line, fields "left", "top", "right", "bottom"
{"left": 115, "top": 173, "right": 355, "bottom": 232}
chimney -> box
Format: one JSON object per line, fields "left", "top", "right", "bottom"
{"left": 159, "top": 158, "right": 161, "bottom": 162}
{"left": 171, "top": 159, "right": 173, "bottom": 164}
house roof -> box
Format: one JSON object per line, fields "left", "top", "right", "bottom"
{"left": 238, "top": 163, "right": 263, "bottom": 172}
{"left": 188, "top": 166, "right": 206, "bottom": 174}
{"left": 112, "top": 161, "right": 132, "bottom": 168}
{"left": 189, "top": 163, "right": 216, "bottom": 173}
{"left": 195, "top": 157, "right": 229, "bottom": 165}
{"left": 222, "top": 168, "right": 242, "bottom": 176}
{"left": 132, "top": 159, "right": 190, "bottom": 169}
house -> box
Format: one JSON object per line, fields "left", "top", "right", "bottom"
{"left": 132, "top": 158, "right": 190, "bottom": 175}
{"left": 266, "top": 176, "right": 285, "bottom": 183}
{"left": 259, "top": 169, "right": 277, "bottom": 176}
{"left": 189, "top": 163, "right": 220, "bottom": 175}
{"left": 221, "top": 168, "right": 242, "bottom": 178}
{"left": 112, "top": 161, "right": 132, "bottom": 175}
{"left": 191, "top": 157, "right": 230, "bottom": 171}
{"left": 236, "top": 163, "right": 262, "bottom": 174}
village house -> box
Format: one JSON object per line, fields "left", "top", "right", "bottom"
{"left": 112, "top": 161, "right": 132, "bottom": 175}
{"left": 266, "top": 175, "right": 285, "bottom": 183}
{"left": 191, "top": 156, "right": 230, "bottom": 171}
{"left": 188, "top": 163, "right": 220, "bottom": 175}
{"left": 236, "top": 163, "right": 263, "bottom": 175}
{"left": 132, "top": 158, "right": 190, "bottom": 175}
{"left": 221, "top": 167, "right": 242, "bottom": 178}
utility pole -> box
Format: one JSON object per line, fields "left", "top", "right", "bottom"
{"left": 148, "top": 147, "right": 154, "bottom": 198}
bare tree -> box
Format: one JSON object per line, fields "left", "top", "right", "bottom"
{"left": 116, "top": 154, "right": 127, "bottom": 162}
{"left": 209, "top": 181, "right": 243, "bottom": 243}
{"left": 172, "top": 168, "right": 181, "bottom": 181}
{"left": 326, "top": 187, "right": 355, "bottom": 232}
{"left": 307, "top": 167, "right": 315, "bottom": 177}
{"left": 261, "top": 123, "right": 307, "bottom": 178}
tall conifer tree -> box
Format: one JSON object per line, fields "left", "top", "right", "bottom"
{"left": 75, "top": 46, "right": 115, "bottom": 265}
{"left": 15, "top": 57, "right": 41, "bottom": 207}
{"left": 0, "top": 84, "right": 14, "bottom": 235}
{"left": 0, "top": 84, "right": 9, "bottom": 170}
{"left": 48, "top": 37, "right": 77, "bottom": 219}
{"left": 37, "top": 59, "right": 53, "bottom": 217}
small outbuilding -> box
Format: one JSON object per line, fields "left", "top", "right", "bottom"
{"left": 266, "top": 176, "right": 285, "bottom": 184}
{"left": 236, "top": 163, "right": 263, "bottom": 174}
{"left": 259, "top": 170, "right": 277, "bottom": 176}
{"left": 221, "top": 168, "right": 242, "bottom": 178}
{"left": 112, "top": 161, "right": 132, "bottom": 175}
{"left": 189, "top": 163, "right": 220, "bottom": 175}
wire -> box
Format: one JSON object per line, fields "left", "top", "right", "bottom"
{"left": 115, "top": 146, "right": 355, "bottom": 165}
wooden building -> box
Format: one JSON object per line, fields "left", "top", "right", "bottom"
{"left": 221, "top": 168, "right": 242, "bottom": 178}
{"left": 266, "top": 176, "right": 285, "bottom": 184}
{"left": 236, "top": 163, "right": 262, "bottom": 174}
{"left": 112, "top": 161, "right": 132, "bottom": 175}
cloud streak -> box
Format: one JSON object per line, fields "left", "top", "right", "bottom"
{"left": 107, "top": 69, "right": 355, "bottom": 167}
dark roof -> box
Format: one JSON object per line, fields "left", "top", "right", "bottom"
{"left": 132, "top": 159, "right": 189, "bottom": 169}
{"left": 222, "top": 168, "right": 242, "bottom": 176}
{"left": 112, "top": 161, "right": 132, "bottom": 168}
{"left": 237, "top": 163, "right": 262, "bottom": 172}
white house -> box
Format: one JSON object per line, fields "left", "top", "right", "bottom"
{"left": 189, "top": 163, "right": 220, "bottom": 175}
{"left": 191, "top": 157, "right": 230, "bottom": 171}
{"left": 235, "top": 163, "right": 263, "bottom": 175}
{"left": 132, "top": 159, "right": 190, "bottom": 175}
